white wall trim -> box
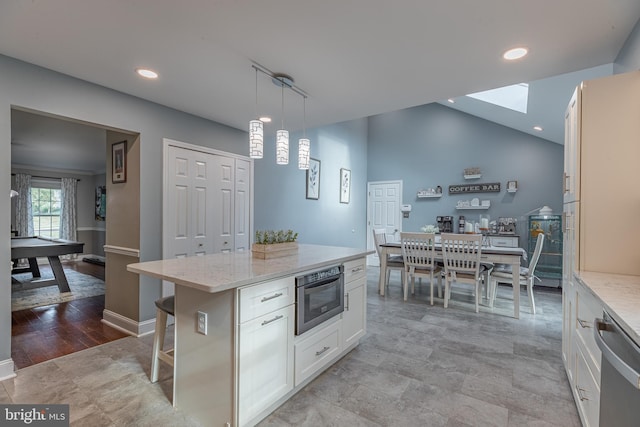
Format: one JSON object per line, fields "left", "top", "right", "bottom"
{"left": 102, "top": 309, "right": 156, "bottom": 337}
{"left": 103, "top": 245, "right": 140, "bottom": 257}
{"left": 0, "top": 359, "right": 16, "bottom": 381}
{"left": 163, "top": 137, "right": 252, "bottom": 161}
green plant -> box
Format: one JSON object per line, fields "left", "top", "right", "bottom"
{"left": 255, "top": 229, "right": 298, "bottom": 244}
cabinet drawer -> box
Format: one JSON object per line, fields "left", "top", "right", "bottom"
{"left": 488, "top": 236, "right": 519, "bottom": 248}
{"left": 238, "top": 276, "right": 295, "bottom": 323}
{"left": 344, "top": 258, "right": 366, "bottom": 283}
{"left": 574, "top": 345, "right": 600, "bottom": 427}
{"left": 575, "top": 284, "right": 602, "bottom": 382}
{"left": 294, "top": 319, "right": 342, "bottom": 386}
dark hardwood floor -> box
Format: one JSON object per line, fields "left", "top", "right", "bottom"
{"left": 11, "top": 260, "right": 129, "bottom": 369}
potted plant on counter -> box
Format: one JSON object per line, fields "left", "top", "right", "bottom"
{"left": 252, "top": 229, "right": 299, "bottom": 259}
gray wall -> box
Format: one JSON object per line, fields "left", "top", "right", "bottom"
{"left": 367, "top": 103, "right": 565, "bottom": 247}
{"left": 254, "top": 118, "right": 369, "bottom": 248}
{"left": 0, "top": 54, "right": 247, "bottom": 363}
{"left": 615, "top": 17, "right": 640, "bottom": 73}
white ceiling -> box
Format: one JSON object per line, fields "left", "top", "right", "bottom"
{"left": 3, "top": 1, "right": 640, "bottom": 172}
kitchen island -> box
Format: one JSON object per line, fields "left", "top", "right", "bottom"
{"left": 127, "top": 244, "right": 370, "bottom": 427}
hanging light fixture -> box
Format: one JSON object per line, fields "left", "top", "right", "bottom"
{"left": 298, "top": 96, "right": 310, "bottom": 170}
{"left": 249, "top": 67, "right": 264, "bottom": 159}
{"left": 276, "top": 78, "right": 289, "bottom": 165}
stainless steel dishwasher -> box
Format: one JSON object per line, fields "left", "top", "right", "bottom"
{"left": 594, "top": 311, "right": 640, "bottom": 426}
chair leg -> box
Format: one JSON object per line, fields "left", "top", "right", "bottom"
{"left": 528, "top": 279, "right": 536, "bottom": 314}
{"left": 151, "top": 309, "right": 168, "bottom": 383}
{"left": 444, "top": 278, "right": 450, "bottom": 308}
{"left": 489, "top": 278, "right": 496, "bottom": 308}
{"left": 429, "top": 271, "right": 434, "bottom": 305}
{"left": 386, "top": 269, "right": 391, "bottom": 289}
{"left": 475, "top": 281, "right": 480, "bottom": 313}
{"left": 437, "top": 272, "right": 443, "bottom": 298}
{"left": 403, "top": 274, "right": 411, "bottom": 301}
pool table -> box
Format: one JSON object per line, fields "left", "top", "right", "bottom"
{"left": 11, "top": 236, "right": 85, "bottom": 292}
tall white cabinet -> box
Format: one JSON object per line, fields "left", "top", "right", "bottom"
{"left": 562, "top": 71, "right": 640, "bottom": 427}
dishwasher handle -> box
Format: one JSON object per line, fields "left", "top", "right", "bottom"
{"left": 594, "top": 317, "right": 640, "bottom": 390}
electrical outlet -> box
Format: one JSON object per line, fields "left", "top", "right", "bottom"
{"left": 197, "top": 311, "right": 207, "bottom": 335}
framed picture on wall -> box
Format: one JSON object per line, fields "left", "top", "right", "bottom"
{"left": 112, "top": 141, "right": 127, "bottom": 183}
{"left": 340, "top": 168, "right": 351, "bottom": 204}
{"left": 306, "top": 158, "right": 320, "bottom": 200}
{"left": 95, "top": 186, "right": 106, "bottom": 221}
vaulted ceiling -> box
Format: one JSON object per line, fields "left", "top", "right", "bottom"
{"left": 3, "top": 1, "right": 640, "bottom": 173}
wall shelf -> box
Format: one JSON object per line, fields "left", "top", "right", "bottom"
{"left": 464, "top": 174, "right": 482, "bottom": 180}
{"left": 417, "top": 192, "right": 442, "bottom": 198}
{"left": 456, "top": 205, "right": 490, "bottom": 210}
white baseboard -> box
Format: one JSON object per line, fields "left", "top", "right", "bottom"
{"left": 0, "top": 358, "right": 16, "bottom": 381}
{"left": 102, "top": 309, "right": 156, "bottom": 337}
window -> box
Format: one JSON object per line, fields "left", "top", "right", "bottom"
{"left": 466, "top": 83, "right": 529, "bottom": 113}
{"left": 31, "top": 183, "right": 61, "bottom": 238}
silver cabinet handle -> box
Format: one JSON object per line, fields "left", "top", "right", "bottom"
{"left": 261, "top": 314, "right": 283, "bottom": 326}
{"left": 351, "top": 266, "right": 363, "bottom": 273}
{"left": 315, "top": 346, "right": 330, "bottom": 356}
{"left": 345, "top": 293, "right": 350, "bottom": 311}
{"left": 563, "top": 172, "right": 569, "bottom": 194}
{"left": 594, "top": 317, "right": 640, "bottom": 389}
{"left": 261, "top": 292, "right": 283, "bottom": 303}
{"left": 575, "top": 385, "right": 589, "bottom": 401}
{"left": 577, "top": 318, "right": 592, "bottom": 329}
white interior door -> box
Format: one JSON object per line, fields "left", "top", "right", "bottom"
{"left": 366, "top": 181, "right": 402, "bottom": 266}
{"left": 212, "top": 155, "right": 234, "bottom": 253}
{"left": 234, "top": 158, "right": 251, "bottom": 251}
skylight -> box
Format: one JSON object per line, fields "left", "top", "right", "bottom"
{"left": 466, "top": 83, "right": 529, "bottom": 113}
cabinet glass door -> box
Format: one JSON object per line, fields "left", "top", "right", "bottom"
{"left": 528, "top": 215, "right": 563, "bottom": 282}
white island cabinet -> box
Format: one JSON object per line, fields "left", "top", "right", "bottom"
{"left": 127, "top": 244, "right": 370, "bottom": 427}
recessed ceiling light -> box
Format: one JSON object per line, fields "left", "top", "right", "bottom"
{"left": 503, "top": 47, "right": 528, "bottom": 61}
{"left": 259, "top": 116, "right": 272, "bottom": 123}
{"left": 533, "top": 126, "right": 543, "bottom": 132}
{"left": 136, "top": 68, "right": 158, "bottom": 79}
{"left": 447, "top": 99, "right": 455, "bottom": 104}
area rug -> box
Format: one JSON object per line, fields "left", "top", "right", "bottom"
{"left": 11, "top": 269, "right": 105, "bottom": 312}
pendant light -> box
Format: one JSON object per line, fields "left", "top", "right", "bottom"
{"left": 298, "top": 96, "right": 310, "bottom": 170}
{"left": 249, "top": 67, "right": 263, "bottom": 159}
{"left": 276, "top": 80, "right": 289, "bottom": 165}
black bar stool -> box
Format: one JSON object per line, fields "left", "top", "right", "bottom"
{"left": 150, "top": 295, "right": 175, "bottom": 383}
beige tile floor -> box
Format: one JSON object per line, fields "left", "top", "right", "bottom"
{"left": 1, "top": 268, "right": 579, "bottom": 426}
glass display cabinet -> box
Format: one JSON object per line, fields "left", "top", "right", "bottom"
{"left": 528, "top": 215, "right": 563, "bottom": 282}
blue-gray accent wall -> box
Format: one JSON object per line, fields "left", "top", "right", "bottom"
{"left": 367, "top": 103, "right": 565, "bottom": 247}
{"left": 254, "top": 118, "right": 368, "bottom": 248}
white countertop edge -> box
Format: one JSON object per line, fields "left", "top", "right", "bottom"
{"left": 575, "top": 270, "right": 640, "bottom": 344}
{"left": 128, "top": 245, "right": 373, "bottom": 294}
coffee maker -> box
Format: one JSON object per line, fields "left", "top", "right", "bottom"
{"left": 436, "top": 216, "right": 454, "bottom": 233}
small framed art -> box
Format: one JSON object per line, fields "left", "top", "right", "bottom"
{"left": 112, "top": 141, "right": 127, "bottom": 183}
{"left": 340, "top": 168, "right": 351, "bottom": 204}
{"left": 306, "top": 158, "right": 320, "bottom": 200}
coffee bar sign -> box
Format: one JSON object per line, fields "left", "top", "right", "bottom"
{"left": 448, "top": 182, "right": 501, "bottom": 194}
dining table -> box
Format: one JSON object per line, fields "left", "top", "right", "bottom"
{"left": 379, "top": 241, "right": 528, "bottom": 319}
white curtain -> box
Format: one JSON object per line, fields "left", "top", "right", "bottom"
{"left": 60, "top": 177, "right": 78, "bottom": 244}
{"left": 14, "top": 173, "right": 33, "bottom": 236}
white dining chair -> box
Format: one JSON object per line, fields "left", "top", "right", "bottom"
{"left": 373, "top": 228, "right": 405, "bottom": 292}
{"left": 400, "top": 232, "right": 442, "bottom": 304}
{"left": 440, "top": 233, "right": 486, "bottom": 313}
{"left": 489, "top": 232, "right": 545, "bottom": 314}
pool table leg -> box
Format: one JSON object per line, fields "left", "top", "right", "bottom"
{"left": 48, "top": 256, "right": 71, "bottom": 293}
{"left": 28, "top": 257, "right": 41, "bottom": 278}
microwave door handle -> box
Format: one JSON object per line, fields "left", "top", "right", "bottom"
{"left": 594, "top": 318, "right": 640, "bottom": 389}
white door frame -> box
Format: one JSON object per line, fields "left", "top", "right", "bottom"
{"left": 366, "top": 180, "right": 403, "bottom": 266}
{"left": 162, "top": 138, "right": 255, "bottom": 296}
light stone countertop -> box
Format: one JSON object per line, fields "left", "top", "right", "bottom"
{"left": 576, "top": 270, "right": 640, "bottom": 344}
{"left": 127, "top": 244, "right": 371, "bottom": 294}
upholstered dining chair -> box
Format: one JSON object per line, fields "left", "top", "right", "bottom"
{"left": 440, "top": 233, "right": 485, "bottom": 313}
{"left": 373, "top": 228, "right": 405, "bottom": 293}
{"left": 489, "top": 232, "right": 545, "bottom": 314}
{"left": 400, "top": 232, "right": 442, "bottom": 304}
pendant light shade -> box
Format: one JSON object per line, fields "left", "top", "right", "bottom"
{"left": 248, "top": 68, "right": 263, "bottom": 159}
{"left": 249, "top": 119, "right": 264, "bottom": 159}
{"left": 276, "top": 129, "right": 289, "bottom": 165}
{"left": 298, "top": 95, "right": 310, "bottom": 169}
{"left": 298, "top": 138, "right": 310, "bottom": 169}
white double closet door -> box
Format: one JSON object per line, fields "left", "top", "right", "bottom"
{"left": 163, "top": 139, "right": 252, "bottom": 295}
